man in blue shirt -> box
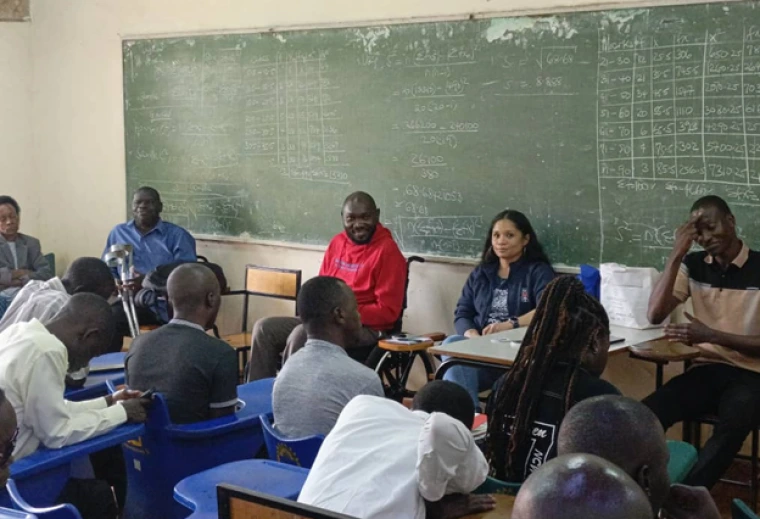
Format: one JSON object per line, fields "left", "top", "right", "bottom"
{"left": 104, "top": 186, "right": 196, "bottom": 345}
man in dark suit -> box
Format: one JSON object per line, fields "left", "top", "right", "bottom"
{"left": 0, "top": 196, "right": 52, "bottom": 317}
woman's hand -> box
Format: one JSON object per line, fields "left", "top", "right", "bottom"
{"left": 482, "top": 321, "right": 515, "bottom": 335}
{"left": 463, "top": 329, "right": 481, "bottom": 339}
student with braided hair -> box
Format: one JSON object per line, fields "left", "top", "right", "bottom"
{"left": 485, "top": 275, "right": 620, "bottom": 482}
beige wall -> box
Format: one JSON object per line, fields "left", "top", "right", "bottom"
{"left": 18, "top": 0, "right": 722, "bottom": 398}
{"left": 0, "top": 22, "right": 35, "bottom": 236}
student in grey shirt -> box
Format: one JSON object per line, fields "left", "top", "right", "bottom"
{"left": 273, "top": 276, "right": 384, "bottom": 437}
{"left": 126, "top": 264, "right": 238, "bottom": 424}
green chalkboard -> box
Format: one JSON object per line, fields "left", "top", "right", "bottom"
{"left": 123, "top": 2, "right": 760, "bottom": 267}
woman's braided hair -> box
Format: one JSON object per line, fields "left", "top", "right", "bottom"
{"left": 485, "top": 275, "right": 610, "bottom": 481}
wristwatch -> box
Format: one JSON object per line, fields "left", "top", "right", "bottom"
{"left": 509, "top": 317, "right": 520, "bottom": 329}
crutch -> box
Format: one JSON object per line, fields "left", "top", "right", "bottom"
{"left": 104, "top": 244, "right": 140, "bottom": 338}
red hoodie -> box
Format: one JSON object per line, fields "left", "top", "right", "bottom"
{"left": 319, "top": 223, "right": 407, "bottom": 331}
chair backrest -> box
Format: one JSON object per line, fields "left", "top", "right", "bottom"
{"left": 258, "top": 414, "right": 325, "bottom": 469}
{"left": 733, "top": 499, "right": 760, "bottom": 519}
{"left": 244, "top": 265, "right": 301, "bottom": 301}
{"left": 5, "top": 480, "right": 81, "bottom": 519}
{"left": 390, "top": 256, "right": 425, "bottom": 335}
{"left": 119, "top": 379, "right": 274, "bottom": 519}
{"left": 218, "top": 484, "right": 358, "bottom": 519}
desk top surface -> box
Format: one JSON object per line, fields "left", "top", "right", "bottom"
{"left": 11, "top": 423, "right": 145, "bottom": 479}
{"left": 430, "top": 325, "right": 665, "bottom": 366}
{"left": 466, "top": 494, "right": 515, "bottom": 518}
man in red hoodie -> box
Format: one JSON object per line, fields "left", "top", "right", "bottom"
{"left": 247, "top": 192, "right": 407, "bottom": 381}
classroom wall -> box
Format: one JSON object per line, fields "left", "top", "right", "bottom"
{"left": 0, "top": 22, "right": 36, "bottom": 236}
{"left": 23, "top": 0, "right": 717, "bottom": 401}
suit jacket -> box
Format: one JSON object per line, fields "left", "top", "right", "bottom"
{"left": 0, "top": 234, "right": 53, "bottom": 288}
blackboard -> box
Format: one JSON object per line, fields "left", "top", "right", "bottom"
{"left": 123, "top": 2, "right": 760, "bottom": 267}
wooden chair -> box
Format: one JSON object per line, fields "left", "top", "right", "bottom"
{"left": 221, "top": 265, "right": 301, "bottom": 380}
{"left": 217, "top": 484, "right": 358, "bottom": 519}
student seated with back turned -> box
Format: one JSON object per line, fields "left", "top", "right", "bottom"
{"left": 443, "top": 210, "right": 555, "bottom": 408}
{"left": 126, "top": 263, "right": 238, "bottom": 424}
{"left": 248, "top": 191, "right": 407, "bottom": 380}
{"left": 0, "top": 195, "right": 53, "bottom": 317}
{"left": 511, "top": 454, "right": 654, "bottom": 519}
{"left": 272, "top": 276, "right": 383, "bottom": 437}
{"left": 645, "top": 195, "right": 760, "bottom": 490}
{"left": 298, "top": 381, "right": 495, "bottom": 519}
{"left": 104, "top": 186, "right": 197, "bottom": 338}
{"left": 485, "top": 276, "right": 619, "bottom": 483}
{"left": 0, "top": 294, "right": 149, "bottom": 519}
{"left": 558, "top": 395, "right": 721, "bottom": 519}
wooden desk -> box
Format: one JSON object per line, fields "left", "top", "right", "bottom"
{"left": 466, "top": 494, "right": 515, "bottom": 518}
{"left": 430, "top": 325, "right": 666, "bottom": 378}
{"left": 629, "top": 339, "right": 701, "bottom": 388}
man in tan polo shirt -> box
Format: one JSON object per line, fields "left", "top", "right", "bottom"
{"left": 646, "top": 195, "right": 760, "bottom": 489}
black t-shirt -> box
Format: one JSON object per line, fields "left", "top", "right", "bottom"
{"left": 125, "top": 323, "right": 238, "bottom": 424}
{"left": 487, "top": 364, "right": 620, "bottom": 482}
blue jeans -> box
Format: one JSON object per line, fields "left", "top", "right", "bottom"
{"left": 0, "top": 294, "right": 11, "bottom": 320}
{"left": 441, "top": 335, "right": 506, "bottom": 410}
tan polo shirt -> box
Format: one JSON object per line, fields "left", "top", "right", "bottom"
{"left": 673, "top": 243, "right": 760, "bottom": 373}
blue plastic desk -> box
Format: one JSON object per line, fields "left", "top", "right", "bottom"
{"left": 173, "top": 460, "right": 309, "bottom": 519}
{"left": 89, "top": 352, "right": 126, "bottom": 372}
{"left": 65, "top": 374, "right": 125, "bottom": 401}
{"left": 64, "top": 352, "right": 126, "bottom": 401}
{"left": 0, "top": 424, "right": 145, "bottom": 508}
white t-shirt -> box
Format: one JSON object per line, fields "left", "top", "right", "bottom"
{"left": 0, "top": 319, "right": 127, "bottom": 458}
{"left": 298, "top": 395, "right": 488, "bottom": 519}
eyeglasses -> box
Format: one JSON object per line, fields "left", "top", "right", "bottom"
{"left": 0, "top": 428, "right": 18, "bottom": 466}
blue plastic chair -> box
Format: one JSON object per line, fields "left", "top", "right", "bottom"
{"left": 473, "top": 477, "right": 521, "bottom": 496}
{"left": 119, "top": 379, "right": 275, "bottom": 519}
{"left": 259, "top": 414, "right": 324, "bottom": 469}
{"left": 5, "top": 480, "right": 81, "bottom": 519}
{"left": 0, "top": 424, "right": 144, "bottom": 510}
{"left": 734, "top": 499, "right": 759, "bottom": 519}
{"left": 174, "top": 459, "right": 309, "bottom": 519}
{"left": 666, "top": 440, "right": 698, "bottom": 483}
{"left": 0, "top": 505, "right": 36, "bottom": 519}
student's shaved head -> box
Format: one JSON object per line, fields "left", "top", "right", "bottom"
{"left": 558, "top": 396, "right": 671, "bottom": 513}
{"left": 167, "top": 263, "right": 221, "bottom": 328}
{"left": 512, "top": 454, "right": 653, "bottom": 519}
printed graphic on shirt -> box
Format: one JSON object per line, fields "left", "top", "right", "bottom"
{"left": 488, "top": 288, "right": 510, "bottom": 324}
{"left": 333, "top": 259, "right": 361, "bottom": 272}
{"left": 521, "top": 288, "right": 529, "bottom": 303}
{"left": 522, "top": 420, "right": 557, "bottom": 478}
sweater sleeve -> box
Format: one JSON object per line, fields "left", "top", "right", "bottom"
{"left": 357, "top": 245, "right": 406, "bottom": 330}
{"left": 454, "top": 270, "right": 480, "bottom": 336}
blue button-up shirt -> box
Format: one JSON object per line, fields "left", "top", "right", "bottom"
{"left": 103, "top": 219, "right": 197, "bottom": 276}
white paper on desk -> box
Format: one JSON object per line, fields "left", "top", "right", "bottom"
{"left": 600, "top": 263, "right": 667, "bottom": 330}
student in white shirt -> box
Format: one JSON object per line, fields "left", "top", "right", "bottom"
{"left": 0, "top": 293, "right": 149, "bottom": 519}
{"left": 298, "top": 381, "right": 495, "bottom": 519}
{"left": 0, "top": 293, "right": 148, "bottom": 459}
